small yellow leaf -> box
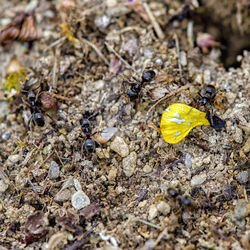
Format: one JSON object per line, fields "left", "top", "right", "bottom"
{"left": 160, "top": 103, "right": 210, "bottom": 144}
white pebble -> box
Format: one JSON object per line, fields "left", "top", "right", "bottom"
{"left": 191, "top": 173, "right": 207, "bottom": 186}
{"left": 71, "top": 191, "right": 90, "bottom": 210}
{"left": 148, "top": 204, "right": 158, "bottom": 220}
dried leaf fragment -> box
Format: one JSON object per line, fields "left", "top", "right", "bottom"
{"left": 21, "top": 211, "right": 48, "bottom": 244}
{"left": 0, "top": 12, "right": 42, "bottom": 49}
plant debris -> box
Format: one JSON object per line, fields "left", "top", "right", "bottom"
{"left": 0, "top": 0, "right": 249, "bottom": 249}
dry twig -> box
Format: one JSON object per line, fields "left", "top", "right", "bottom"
{"left": 105, "top": 42, "right": 135, "bottom": 72}
{"left": 147, "top": 83, "right": 191, "bottom": 115}
{"left": 174, "top": 33, "right": 184, "bottom": 84}
{"left": 143, "top": 3, "right": 164, "bottom": 40}
{"left": 80, "top": 38, "right": 109, "bottom": 65}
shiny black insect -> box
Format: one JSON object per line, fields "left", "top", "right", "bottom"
{"left": 27, "top": 91, "right": 45, "bottom": 127}
{"left": 200, "top": 85, "right": 216, "bottom": 106}
{"left": 206, "top": 111, "right": 226, "bottom": 132}
{"left": 167, "top": 188, "right": 192, "bottom": 207}
{"left": 198, "top": 85, "right": 225, "bottom": 132}
{"left": 124, "top": 70, "right": 156, "bottom": 101}
{"left": 81, "top": 119, "right": 95, "bottom": 154}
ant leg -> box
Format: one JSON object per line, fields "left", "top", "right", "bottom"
{"left": 28, "top": 115, "right": 34, "bottom": 132}
{"left": 81, "top": 142, "right": 84, "bottom": 160}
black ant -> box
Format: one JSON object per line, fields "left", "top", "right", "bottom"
{"left": 200, "top": 84, "right": 216, "bottom": 106}
{"left": 81, "top": 119, "right": 95, "bottom": 154}
{"left": 80, "top": 110, "right": 102, "bottom": 157}
{"left": 21, "top": 90, "right": 45, "bottom": 129}
{"left": 27, "top": 91, "right": 45, "bottom": 126}
{"left": 123, "top": 70, "right": 156, "bottom": 101}
{"left": 195, "top": 85, "right": 225, "bottom": 132}
{"left": 167, "top": 188, "right": 192, "bottom": 207}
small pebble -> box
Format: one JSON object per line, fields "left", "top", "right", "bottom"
{"left": 191, "top": 173, "right": 207, "bottom": 186}
{"left": 93, "top": 80, "right": 105, "bottom": 90}
{"left": 74, "top": 153, "right": 81, "bottom": 162}
{"left": 242, "top": 137, "right": 250, "bottom": 153}
{"left": 234, "top": 127, "right": 243, "bottom": 144}
{"left": 203, "top": 69, "right": 211, "bottom": 84}
{"left": 0, "top": 180, "right": 8, "bottom": 193}
{"left": 54, "top": 189, "right": 71, "bottom": 202}
{"left": 236, "top": 171, "right": 249, "bottom": 184}
{"left": 148, "top": 204, "right": 158, "bottom": 220}
{"left": 48, "top": 161, "right": 60, "bottom": 179}
{"left": 81, "top": 160, "right": 93, "bottom": 168}
{"left": 1, "top": 131, "right": 11, "bottom": 141}
{"left": 184, "top": 153, "right": 192, "bottom": 168}
{"left": 122, "top": 152, "right": 137, "bottom": 177}
{"left": 71, "top": 191, "right": 90, "bottom": 210}
{"left": 110, "top": 136, "right": 129, "bottom": 157}
{"left": 94, "top": 15, "right": 110, "bottom": 31}
{"left": 144, "top": 48, "right": 154, "bottom": 58}
{"left": 143, "top": 164, "right": 152, "bottom": 174}
{"left": 8, "top": 154, "right": 20, "bottom": 164}
{"left": 157, "top": 201, "right": 170, "bottom": 216}
{"left": 108, "top": 166, "right": 118, "bottom": 181}
{"left": 180, "top": 51, "right": 187, "bottom": 66}
{"left": 155, "top": 58, "right": 163, "bottom": 65}
{"left": 0, "top": 101, "right": 9, "bottom": 119}
{"left": 233, "top": 200, "right": 250, "bottom": 220}
{"left": 101, "top": 127, "right": 118, "bottom": 142}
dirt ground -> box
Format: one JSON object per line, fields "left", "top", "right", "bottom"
{"left": 0, "top": 0, "right": 249, "bottom": 249}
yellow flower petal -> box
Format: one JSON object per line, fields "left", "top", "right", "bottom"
{"left": 160, "top": 103, "right": 210, "bottom": 144}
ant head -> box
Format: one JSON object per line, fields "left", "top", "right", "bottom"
{"left": 201, "top": 97, "right": 210, "bottom": 106}
{"left": 28, "top": 91, "right": 36, "bottom": 102}
{"left": 142, "top": 70, "right": 155, "bottom": 82}
{"left": 81, "top": 119, "right": 91, "bottom": 128}
{"left": 34, "top": 112, "right": 45, "bottom": 126}
{"left": 201, "top": 85, "right": 216, "bottom": 99}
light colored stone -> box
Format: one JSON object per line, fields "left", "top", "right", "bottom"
{"left": 8, "top": 154, "right": 20, "bottom": 163}
{"left": 122, "top": 152, "right": 137, "bottom": 177}
{"left": 71, "top": 191, "right": 90, "bottom": 210}
{"left": 55, "top": 189, "right": 71, "bottom": 202}
{"left": 242, "top": 137, "right": 250, "bottom": 153}
{"left": 236, "top": 171, "right": 249, "bottom": 184}
{"left": 110, "top": 136, "right": 129, "bottom": 157}
{"left": 48, "top": 161, "right": 60, "bottom": 179}
{"left": 157, "top": 201, "right": 171, "bottom": 216}
{"left": 108, "top": 166, "right": 118, "bottom": 181}
{"left": 234, "top": 127, "right": 243, "bottom": 144}
{"left": 101, "top": 127, "right": 118, "bottom": 142}
{"left": 143, "top": 165, "right": 152, "bottom": 174}
{"left": 191, "top": 173, "right": 207, "bottom": 186}
{"left": 0, "top": 180, "right": 8, "bottom": 193}
{"left": 148, "top": 204, "right": 158, "bottom": 220}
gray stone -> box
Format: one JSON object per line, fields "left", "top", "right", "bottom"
{"left": 71, "top": 191, "right": 90, "bottom": 210}
{"left": 0, "top": 101, "right": 9, "bottom": 119}
{"left": 1, "top": 131, "right": 11, "bottom": 141}
{"left": 48, "top": 161, "right": 60, "bottom": 179}
{"left": 236, "top": 171, "right": 249, "bottom": 184}
{"left": 81, "top": 160, "right": 93, "bottom": 168}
